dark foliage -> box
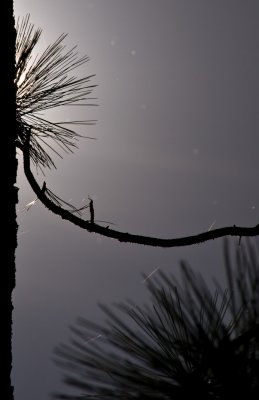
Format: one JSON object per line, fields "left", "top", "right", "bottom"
{"left": 52, "top": 239, "right": 259, "bottom": 399}
{"left": 15, "top": 14, "right": 96, "bottom": 171}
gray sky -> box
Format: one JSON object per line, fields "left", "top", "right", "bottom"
{"left": 13, "top": 1, "right": 259, "bottom": 399}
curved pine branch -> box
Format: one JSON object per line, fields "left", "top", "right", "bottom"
{"left": 21, "top": 141, "right": 259, "bottom": 248}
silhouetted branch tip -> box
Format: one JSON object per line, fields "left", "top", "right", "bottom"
{"left": 16, "top": 14, "right": 96, "bottom": 170}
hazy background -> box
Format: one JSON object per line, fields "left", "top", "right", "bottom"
{"left": 13, "top": 1, "right": 259, "bottom": 399}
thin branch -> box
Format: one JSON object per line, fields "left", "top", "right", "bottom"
{"left": 21, "top": 142, "right": 259, "bottom": 248}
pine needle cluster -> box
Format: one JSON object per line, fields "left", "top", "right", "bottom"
{"left": 53, "top": 240, "right": 259, "bottom": 399}
{"left": 15, "top": 14, "right": 96, "bottom": 170}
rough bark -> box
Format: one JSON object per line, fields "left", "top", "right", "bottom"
{"left": 0, "top": 1, "right": 18, "bottom": 399}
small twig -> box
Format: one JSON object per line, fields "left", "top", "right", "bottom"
{"left": 89, "top": 196, "right": 94, "bottom": 224}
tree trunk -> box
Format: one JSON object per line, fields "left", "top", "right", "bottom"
{"left": 0, "top": 1, "right": 18, "bottom": 399}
